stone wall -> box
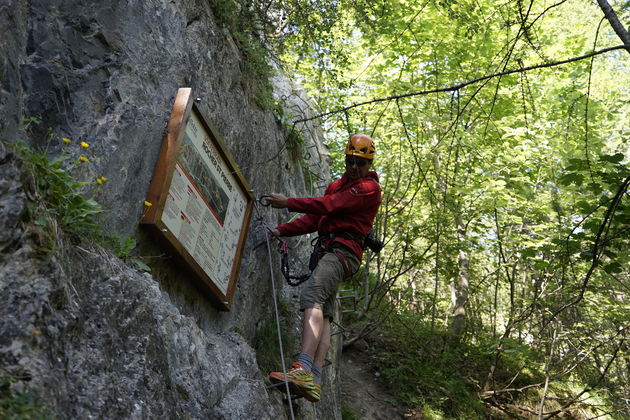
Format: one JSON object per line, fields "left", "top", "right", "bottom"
{"left": 0, "top": 0, "right": 339, "bottom": 418}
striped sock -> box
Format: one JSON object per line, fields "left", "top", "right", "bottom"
{"left": 312, "top": 365, "right": 322, "bottom": 384}
{"left": 297, "top": 352, "right": 314, "bottom": 372}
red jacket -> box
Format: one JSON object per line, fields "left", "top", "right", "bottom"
{"left": 275, "top": 171, "right": 381, "bottom": 260}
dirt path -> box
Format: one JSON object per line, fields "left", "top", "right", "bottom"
{"left": 340, "top": 346, "right": 408, "bottom": 419}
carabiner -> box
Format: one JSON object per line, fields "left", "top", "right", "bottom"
{"left": 259, "top": 195, "right": 272, "bottom": 206}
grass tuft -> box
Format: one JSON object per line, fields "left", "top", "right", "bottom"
{"left": 0, "top": 374, "right": 51, "bottom": 419}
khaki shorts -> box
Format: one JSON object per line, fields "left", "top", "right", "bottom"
{"left": 299, "top": 245, "right": 360, "bottom": 320}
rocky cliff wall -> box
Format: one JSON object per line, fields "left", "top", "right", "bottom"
{"left": 0, "top": 0, "right": 339, "bottom": 418}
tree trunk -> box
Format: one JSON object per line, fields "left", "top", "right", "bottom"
{"left": 451, "top": 214, "right": 469, "bottom": 336}
{"left": 492, "top": 264, "right": 499, "bottom": 338}
{"left": 431, "top": 222, "right": 440, "bottom": 332}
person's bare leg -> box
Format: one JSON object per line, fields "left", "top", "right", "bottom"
{"left": 301, "top": 307, "right": 324, "bottom": 356}
{"left": 313, "top": 317, "right": 331, "bottom": 369}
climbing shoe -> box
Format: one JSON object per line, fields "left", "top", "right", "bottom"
{"left": 301, "top": 382, "right": 321, "bottom": 403}
{"left": 269, "top": 362, "right": 320, "bottom": 402}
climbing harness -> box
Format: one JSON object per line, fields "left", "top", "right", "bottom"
{"left": 257, "top": 192, "right": 383, "bottom": 288}
{"left": 277, "top": 235, "right": 359, "bottom": 287}
{"left": 259, "top": 192, "right": 351, "bottom": 286}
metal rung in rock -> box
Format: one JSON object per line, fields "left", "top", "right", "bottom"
{"left": 337, "top": 290, "right": 357, "bottom": 314}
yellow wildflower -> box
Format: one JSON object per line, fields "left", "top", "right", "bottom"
{"left": 96, "top": 178, "right": 103, "bottom": 185}
{"left": 61, "top": 137, "right": 71, "bottom": 143}
{"left": 144, "top": 201, "right": 153, "bottom": 207}
{"left": 32, "top": 329, "right": 42, "bottom": 336}
{"left": 101, "top": 176, "right": 107, "bottom": 181}
{"left": 81, "top": 141, "right": 90, "bottom": 148}
{"left": 79, "top": 156, "right": 89, "bottom": 163}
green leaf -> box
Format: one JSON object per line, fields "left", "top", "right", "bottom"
{"left": 584, "top": 219, "right": 601, "bottom": 234}
{"left": 603, "top": 261, "right": 622, "bottom": 274}
{"left": 566, "top": 158, "right": 587, "bottom": 170}
{"left": 116, "top": 236, "right": 137, "bottom": 258}
{"left": 521, "top": 247, "right": 537, "bottom": 257}
{"left": 131, "top": 258, "right": 151, "bottom": 272}
{"left": 575, "top": 200, "right": 592, "bottom": 213}
{"left": 559, "top": 173, "right": 583, "bottom": 186}
{"left": 533, "top": 260, "right": 549, "bottom": 270}
{"left": 587, "top": 182, "right": 604, "bottom": 195}
{"left": 599, "top": 153, "right": 624, "bottom": 163}
{"left": 603, "top": 249, "right": 617, "bottom": 259}
{"left": 579, "top": 251, "right": 594, "bottom": 260}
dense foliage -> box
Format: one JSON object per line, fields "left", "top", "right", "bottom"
{"left": 249, "top": 0, "right": 629, "bottom": 418}
{"left": 213, "top": 0, "right": 627, "bottom": 416}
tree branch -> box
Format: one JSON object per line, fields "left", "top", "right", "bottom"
{"left": 542, "top": 332, "right": 624, "bottom": 419}
{"left": 596, "top": 0, "right": 630, "bottom": 53}
{"left": 544, "top": 174, "right": 630, "bottom": 329}
{"left": 293, "top": 46, "right": 627, "bottom": 124}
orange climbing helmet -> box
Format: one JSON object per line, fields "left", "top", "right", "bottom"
{"left": 345, "top": 134, "right": 376, "bottom": 160}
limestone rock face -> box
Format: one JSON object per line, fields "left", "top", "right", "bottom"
{"left": 0, "top": 233, "right": 283, "bottom": 419}
{"left": 0, "top": 0, "right": 338, "bottom": 419}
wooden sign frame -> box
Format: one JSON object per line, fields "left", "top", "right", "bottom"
{"left": 141, "top": 88, "right": 254, "bottom": 311}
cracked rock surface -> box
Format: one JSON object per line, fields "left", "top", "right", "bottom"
{"left": 0, "top": 0, "right": 336, "bottom": 418}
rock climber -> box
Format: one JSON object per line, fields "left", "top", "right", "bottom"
{"left": 265, "top": 134, "right": 382, "bottom": 402}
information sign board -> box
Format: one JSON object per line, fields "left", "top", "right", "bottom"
{"left": 141, "top": 88, "right": 254, "bottom": 311}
